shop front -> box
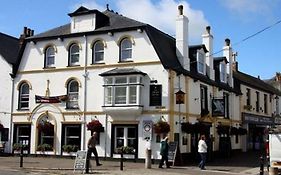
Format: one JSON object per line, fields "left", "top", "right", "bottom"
{"left": 242, "top": 113, "right": 274, "bottom": 151}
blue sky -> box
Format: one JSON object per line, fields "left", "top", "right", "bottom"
{"left": 1, "top": 0, "right": 280, "bottom": 79}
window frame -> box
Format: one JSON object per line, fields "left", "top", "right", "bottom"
{"left": 103, "top": 76, "right": 142, "bottom": 106}
{"left": 66, "top": 80, "right": 79, "bottom": 109}
{"left": 246, "top": 88, "right": 251, "bottom": 106}
{"left": 256, "top": 91, "right": 260, "bottom": 112}
{"left": 113, "top": 125, "right": 137, "bottom": 154}
{"left": 197, "top": 50, "right": 206, "bottom": 75}
{"left": 119, "top": 38, "right": 132, "bottom": 62}
{"left": 220, "top": 62, "right": 227, "bottom": 83}
{"left": 44, "top": 46, "right": 55, "bottom": 68}
{"left": 18, "top": 83, "right": 30, "bottom": 110}
{"left": 69, "top": 43, "right": 80, "bottom": 66}
{"left": 264, "top": 94, "right": 268, "bottom": 114}
{"left": 92, "top": 41, "right": 104, "bottom": 64}
{"left": 200, "top": 85, "right": 208, "bottom": 112}
{"left": 61, "top": 124, "right": 81, "bottom": 150}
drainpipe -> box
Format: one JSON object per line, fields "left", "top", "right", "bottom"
{"left": 82, "top": 35, "right": 89, "bottom": 150}
{"left": 9, "top": 76, "right": 15, "bottom": 153}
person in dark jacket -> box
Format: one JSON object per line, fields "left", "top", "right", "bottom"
{"left": 85, "top": 132, "right": 102, "bottom": 173}
{"left": 159, "top": 136, "right": 170, "bottom": 168}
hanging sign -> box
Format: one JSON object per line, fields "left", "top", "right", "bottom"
{"left": 149, "top": 85, "right": 162, "bottom": 106}
{"left": 212, "top": 98, "right": 225, "bottom": 116}
{"left": 35, "top": 95, "right": 68, "bottom": 103}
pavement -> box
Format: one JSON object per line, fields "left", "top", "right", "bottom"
{"left": 0, "top": 151, "right": 271, "bottom": 175}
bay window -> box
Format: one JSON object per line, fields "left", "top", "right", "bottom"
{"left": 103, "top": 76, "right": 142, "bottom": 106}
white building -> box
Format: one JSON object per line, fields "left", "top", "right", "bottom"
{"left": 10, "top": 5, "right": 253, "bottom": 160}
{"left": 0, "top": 32, "right": 19, "bottom": 152}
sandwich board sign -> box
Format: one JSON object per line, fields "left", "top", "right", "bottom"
{"left": 74, "top": 150, "right": 87, "bottom": 174}
{"left": 168, "top": 142, "right": 178, "bottom": 165}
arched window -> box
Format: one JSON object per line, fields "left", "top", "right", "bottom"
{"left": 69, "top": 44, "right": 80, "bottom": 66}
{"left": 120, "top": 38, "right": 132, "bottom": 61}
{"left": 66, "top": 80, "right": 79, "bottom": 109}
{"left": 19, "top": 83, "right": 29, "bottom": 109}
{"left": 92, "top": 41, "right": 104, "bottom": 63}
{"left": 45, "top": 46, "right": 55, "bottom": 67}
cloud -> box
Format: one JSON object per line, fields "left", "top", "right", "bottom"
{"left": 73, "top": 0, "right": 209, "bottom": 43}
{"left": 116, "top": 0, "right": 208, "bottom": 42}
{"left": 218, "top": 0, "right": 277, "bottom": 19}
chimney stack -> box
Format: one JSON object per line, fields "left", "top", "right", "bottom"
{"left": 223, "top": 38, "right": 234, "bottom": 87}
{"left": 19, "top": 26, "right": 35, "bottom": 47}
{"left": 202, "top": 26, "right": 214, "bottom": 80}
{"left": 176, "top": 5, "right": 189, "bottom": 71}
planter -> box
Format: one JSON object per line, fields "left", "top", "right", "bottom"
{"left": 62, "top": 145, "right": 79, "bottom": 153}
{"left": 37, "top": 144, "right": 53, "bottom": 152}
{"left": 115, "top": 146, "right": 135, "bottom": 154}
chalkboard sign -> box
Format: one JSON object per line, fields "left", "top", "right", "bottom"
{"left": 149, "top": 85, "right": 162, "bottom": 106}
{"left": 168, "top": 142, "right": 178, "bottom": 165}
{"left": 74, "top": 150, "right": 87, "bottom": 173}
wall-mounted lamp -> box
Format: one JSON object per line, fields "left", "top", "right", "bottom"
{"left": 175, "top": 90, "right": 185, "bottom": 104}
{"left": 150, "top": 80, "right": 158, "bottom": 84}
{"left": 91, "top": 116, "right": 98, "bottom": 120}
{"left": 194, "top": 97, "right": 199, "bottom": 101}
{"left": 160, "top": 116, "right": 166, "bottom": 121}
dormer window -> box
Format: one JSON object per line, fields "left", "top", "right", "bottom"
{"left": 197, "top": 50, "right": 205, "bottom": 74}
{"left": 69, "top": 44, "right": 80, "bottom": 66}
{"left": 220, "top": 62, "right": 227, "bottom": 83}
{"left": 120, "top": 38, "right": 132, "bottom": 61}
{"left": 92, "top": 41, "right": 104, "bottom": 63}
{"left": 45, "top": 46, "right": 55, "bottom": 68}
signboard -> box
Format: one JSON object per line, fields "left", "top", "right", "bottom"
{"left": 149, "top": 85, "right": 162, "bottom": 106}
{"left": 168, "top": 142, "right": 178, "bottom": 165}
{"left": 142, "top": 120, "right": 152, "bottom": 140}
{"left": 74, "top": 150, "right": 87, "bottom": 173}
{"left": 35, "top": 95, "right": 67, "bottom": 103}
{"left": 243, "top": 113, "right": 274, "bottom": 125}
{"left": 212, "top": 98, "right": 225, "bottom": 116}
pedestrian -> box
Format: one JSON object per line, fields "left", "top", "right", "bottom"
{"left": 198, "top": 134, "right": 207, "bottom": 170}
{"left": 86, "top": 132, "right": 102, "bottom": 173}
{"left": 159, "top": 136, "right": 170, "bottom": 168}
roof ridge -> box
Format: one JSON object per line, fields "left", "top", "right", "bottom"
{"left": 0, "top": 32, "right": 19, "bottom": 41}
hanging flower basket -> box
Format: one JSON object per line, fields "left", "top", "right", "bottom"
{"left": 181, "top": 122, "right": 193, "bottom": 134}
{"left": 230, "top": 127, "right": 239, "bottom": 135}
{"left": 238, "top": 127, "right": 247, "bottom": 135}
{"left": 153, "top": 120, "right": 170, "bottom": 134}
{"left": 87, "top": 120, "right": 104, "bottom": 132}
{"left": 37, "top": 121, "right": 54, "bottom": 134}
{"left": 216, "top": 125, "right": 230, "bottom": 135}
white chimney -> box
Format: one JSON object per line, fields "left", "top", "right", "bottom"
{"left": 202, "top": 26, "right": 214, "bottom": 80}
{"left": 176, "top": 5, "right": 189, "bottom": 71}
{"left": 223, "top": 38, "right": 233, "bottom": 87}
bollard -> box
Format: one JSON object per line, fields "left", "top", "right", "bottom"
{"left": 20, "top": 146, "right": 23, "bottom": 168}
{"left": 260, "top": 156, "right": 264, "bottom": 175}
{"left": 145, "top": 149, "right": 152, "bottom": 169}
{"left": 120, "top": 151, "right": 123, "bottom": 171}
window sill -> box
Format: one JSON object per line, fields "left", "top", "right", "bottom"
{"left": 17, "top": 108, "right": 30, "bottom": 111}
{"left": 66, "top": 65, "right": 81, "bottom": 67}
{"left": 91, "top": 62, "right": 105, "bottom": 65}
{"left": 43, "top": 66, "right": 56, "bottom": 69}
{"left": 118, "top": 60, "right": 133, "bottom": 63}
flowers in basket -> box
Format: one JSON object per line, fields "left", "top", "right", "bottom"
{"left": 87, "top": 120, "right": 104, "bottom": 132}
{"left": 37, "top": 120, "right": 54, "bottom": 134}
{"left": 153, "top": 120, "right": 170, "bottom": 134}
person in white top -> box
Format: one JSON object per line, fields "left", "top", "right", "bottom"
{"left": 198, "top": 134, "right": 207, "bottom": 170}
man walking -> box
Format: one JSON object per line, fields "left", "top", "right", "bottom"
{"left": 159, "top": 136, "right": 170, "bottom": 168}
{"left": 198, "top": 134, "right": 207, "bottom": 170}
{"left": 86, "top": 132, "right": 102, "bottom": 173}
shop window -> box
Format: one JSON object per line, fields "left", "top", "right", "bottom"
{"left": 62, "top": 124, "right": 81, "bottom": 151}
{"left": 113, "top": 125, "right": 137, "bottom": 154}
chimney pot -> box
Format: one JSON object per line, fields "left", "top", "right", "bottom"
{"left": 206, "top": 26, "right": 211, "bottom": 34}
{"left": 30, "top": 30, "right": 34, "bottom": 36}
{"left": 27, "top": 28, "right": 31, "bottom": 36}
{"left": 23, "top": 27, "right": 28, "bottom": 35}
{"left": 225, "top": 38, "right": 230, "bottom": 46}
{"left": 178, "top": 5, "right": 183, "bottom": 15}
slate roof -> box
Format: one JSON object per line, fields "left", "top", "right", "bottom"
{"left": 0, "top": 32, "right": 19, "bottom": 64}
{"left": 233, "top": 71, "right": 281, "bottom": 95}
{"left": 99, "top": 68, "right": 147, "bottom": 76}
{"left": 18, "top": 6, "right": 240, "bottom": 94}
